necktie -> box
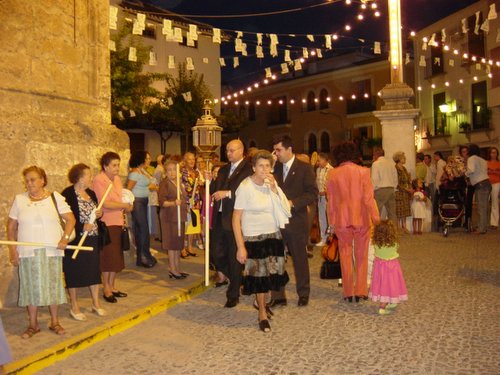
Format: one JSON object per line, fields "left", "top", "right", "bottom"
{"left": 229, "top": 164, "right": 236, "bottom": 177}
{"left": 283, "top": 164, "right": 289, "bottom": 181}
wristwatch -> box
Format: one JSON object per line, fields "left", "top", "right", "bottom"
{"left": 63, "top": 234, "right": 70, "bottom": 240}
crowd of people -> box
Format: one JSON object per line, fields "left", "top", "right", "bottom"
{"left": 1, "top": 138, "right": 498, "bottom": 366}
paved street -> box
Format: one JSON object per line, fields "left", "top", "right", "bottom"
{"left": 32, "top": 229, "right": 500, "bottom": 375}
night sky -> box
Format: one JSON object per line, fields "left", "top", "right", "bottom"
{"left": 145, "top": 0, "right": 479, "bottom": 86}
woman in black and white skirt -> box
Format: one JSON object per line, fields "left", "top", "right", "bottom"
{"left": 232, "top": 150, "right": 290, "bottom": 332}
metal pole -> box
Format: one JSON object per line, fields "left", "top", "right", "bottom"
{"left": 204, "top": 157, "right": 211, "bottom": 286}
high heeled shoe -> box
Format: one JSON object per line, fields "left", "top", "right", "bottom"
{"left": 344, "top": 296, "right": 353, "bottom": 303}
{"left": 180, "top": 272, "right": 189, "bottom": 277}
{"left": 169, "top": 271, "right": 186, "bottom": 279}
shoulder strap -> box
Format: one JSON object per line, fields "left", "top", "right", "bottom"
{"left": 50, "top": 192, "right": 65, "bottom": 230}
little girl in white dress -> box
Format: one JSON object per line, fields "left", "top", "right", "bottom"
{"left": 411, "top": 179, "right": 428, "bottom": 234}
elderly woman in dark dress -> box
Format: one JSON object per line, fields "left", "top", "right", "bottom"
{"left": 159, "top": 160, "right": 188, "bottom": 279}
{"left": 61, "top": 163, "right": 106, "bottom": 320}
{"left": 393, "top": 151, "right": 413, "bottom": 234}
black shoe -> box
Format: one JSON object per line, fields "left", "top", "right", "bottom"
{"left": 298, "top": 296, "right": 309, "bottom": 306}
{"left": 344, "top": 296, "right": 353, "bottom": 303}
{"left": 215, "top": 280, "right": 228, "bottom": 288}
{"left": 137, "top": 261, "right": 154, "bottom": 268}
{"left": 267, "top": 298, "right": 287, "bottom": 308}
{"left": 186, "top": 251, "right": 197, "bottom": 257}
{"left": 259, "top": 319, "right": 271, "bottom": 332}
{"left": 112, "top": 291, "right": 128, "bottom": 298}
{"left": 180, "top": 272, "right": 189, "bottom": 277}
{"left": 169, "top": 272, "right": 186, "bottom": 280}
{"left": 355, "top": 295, "right": 368, "bottom": 303}
{"left": 224, "top": 297, "right": 239, "bottom": 308}
{"left": 103, "top": 294, "right": 117, "bottom": 303}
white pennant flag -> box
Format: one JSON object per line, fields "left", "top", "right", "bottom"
{"left": 257, "top": 33, "right": 263, "bottom": 46}
{"left": 270, "top": 34, "right": 279, "bottom": 45}
{"left": 189, "top": 24, "right": 198, "bottom": 41}
{"left": 109, "top": 6, "right": 118, "bottom": 30}
{"left": 374, "top": 41, "right": 381, "bottom": 54}
{"left": 462, "top": 18, "right": 469, "bottom": 34}
{"left": 167, "top": 97, "right": 173, "bottom": 106}
{"left": 302, "top": 48, "right": 309, "bottom": 59}
{"left": 449, "top": 59, "right": 455, "bottom": 67}
{"left": 316, "top": 49, "right": 323, "bottom": 58}
{"left": 186, "top": 57, "right": 194, "bottom": 70}
{"left": 405, "top": 53, "right": 411, "bottom": 65}
{"left": 128, "top": 47, "right": 137, "bottom": 62}
{"left": 270, "top": 43, "right": 278, "bottom": 57}
{"left": 434, "top": 57, "right": 441, "bottom": 66}
{"left": 294, "top": 59, "right": 302, "bottom": 71}
{"left": 481, "top": 19, "right": 490, "bottom": 34}
{"left": 117, "top": 111, "right": 124, "bottom": 120}
{"left": 441, "top": 28, "right": 447, "bottom": 42}
{"left": 486, "top": 65, "right": 491, "bottom": 74}
{"left": 162, "top": 20, "right": 173, "bottom": 35}
{"left": 429, "top": 33, "right": 436, "bottom": 46}
{"left": 419, "top": 56, "right": 426, "bottom": 67}
{"left": 256, "top": 45, "right": 264, "bottom": 58}
{"left": 233, "top": 57, "right": 239, "bottom": 68}
{"left": 476, "top": 63, "right": 482, "bottom": 71}
{"left": 187, "top": 34, "right": 195, "bottom": 47}
{"left": 265, "top": 67, "right": 272, "bottom": 78}
{"left": 422, "top": 42, "right": 428, "bottom": 51}
{"left": 235, "top": 38, "right": 243, "bottom": 52}
{"left": 174, "top": 27, "right": 183, "bottom": 43}
{"left": 137, "top": 13, "right": 146, "bottom": 28}
{"left": 236, "top": 31, "right": 243, "bottom": 39}
{"left": 281, "top": 62, "right": 289, "bottom": 74}
{"left": 307, "top": 34, "right": 315, "bottom": 42}
{"left": 488, "top": 4, "right": 497, "bottom": 20}
{"left": 182, "top": 92, "right": 192, "bottom": 102}
{"left": 325, "top": 35, "right": 332, "bottom": 50}
{"left": 241, "top": 43, "right": 248, "bottom": 56}
{"left": 168, "top": 55, "right": 175, "bottom": 69}
{"left": 474, "top": 11, "right": 481, "bottom": 35}
{"left": 203, "top": 57, "right": 209, "bottom": 64}
{"left": 284, "top": 50, "right": 291, "bottom": 62}
{"left": 213, "top": 28, "right": 221, "bottom": 44}
{"left": 109, "top": 40, "right": 116, "bottom": 51}
{"left": 219, "top": 57, "right": 226, "bottom": 67}
{"left": 149, "top": 51, "right": 157, "bottom": 66}
{"left": 132, "top": 20, "right": 143, "bottom": 35}
{"left": 129, "top": 109, "right": 136, "bottom": 118}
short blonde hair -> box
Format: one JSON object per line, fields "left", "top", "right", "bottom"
{"left": 392, "top": 151, "right": 405, "bottom": 163}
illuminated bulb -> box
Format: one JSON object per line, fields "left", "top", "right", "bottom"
{"left": 445, "top": 82, "right": 450, "bottom": 87}
{"left": 224, "top": 101, "right": 228, "bottom": 105}
{"left": 351, "top": 94, "right": 356, "bottom": 99}
{"left": 256, "top": 100, "right": 261, "bottom": 105}
{"left": 357, "top": 14, "right": 364, "bottom": 20}
{"left": 290, "top": 99, "right": 295, "bottom": 104}
{"left": 374, "top": 11, "right": 380, "bottom": 17}
{"left": 453, "top": 49, "right": 459, "bottom": 55}
{"left": 339, "top": 96, "right": 344, "bottom": 101}
{"left": 239, "top": 90, "right": 244, "bottom": 95}
{"left": 221, "top": 96, "right": 225, "bottom": 101}
{"left": 471, "top": 56, "right": 477, "bottom": 61}
{"left": 234, "top": 93, "right": 238, "bottom": 97}
{"left": 345, "top": 24, "right": 351, "bottom": 31}
{"left": 234, "top": 101, "right": 239, "bottom": 105}
{"left": 247, "top": 87, "right": 252, "bottom": 92}
{"left": 488, "top": 73, "right": 493, "bottom": 78}
{"left": 326, "top": 97, "right": 331, "bottom": 102}
{"left": 361, "top": 3, "right": 366, "bottom": 9}
{"left": 311, "top": 50, "right": 316, "bottom": 56}
{"left": 473, "top": 76, "right": 478, "bottom": 81}
{"left": 263, "top": 79, "right": 269, "bottom": 84}
{"left": 371, "top": 3, "right": 377, "bottom": 9}
{"left": 410, "top": 31, "right": 416, "bottom": 37}
{"left": 463, "top": 53, "right": 468, "bottom": 59}
{"left": 332, "top": 34, "right": 339, "bottom": 40}
{"left": 272, "top": 75, "right": 277, "bottom": 80}
{"left": 254, "top": 83, "right": 259, "bottom": 88}
{"left": 245, "top": 101, "right": 249, "bottom": 105}
{"left": 423, "top": 37, "right": 428, "bottom": 43}
{"left": 444, "top": 45, "right": 449, "bottom": 51}
{"left": 227, "top": 94, "right": 232, "bottom": 99}
{"left": 417, "top": 86, "right": 422, "bottom": 91}
{"left": 488, "top": 60, "right": 493, "bottom": 65}
{"left": 302, "top": 98, "right": 306, "bottom": 103}
{"left": 345, "top": 0, "right": 351, "bottom": 4}
{"left": 314, "top": 98, "right": 318, "bottom": 103}
{"left": 431, "top": 84, "right": 436, "bottom": 89}
{"left": 214, "top": 99, "right": 219, "bottom": 103}
{"left": 279, "top": 100, "right": 283, "bottom": 105}
{"left": 267, "top": 100, "right": 272, "bottom": 105}
{"left": 377, "top": 91, "right": 381, "bottom": 96}
{"left": 481, "top": 58, "right": 486, "bottom": 63}
{"left": 497, "top": 62, "right": 500, "bottom": 67}
{"left": 364, "top": 93, "right": 369, "bottom": 98}
{"left": 300, "top": 58, "right": 305, "bottom": 63}
{"left": 459, "top": 79, "right": 464, "bottom": 84}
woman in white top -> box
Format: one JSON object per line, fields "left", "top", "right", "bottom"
{"left": 233, "top": 150, "right": 290, "bottom": 333}
{"left": 7, "top": 166, "right": 76, "bottom": 339}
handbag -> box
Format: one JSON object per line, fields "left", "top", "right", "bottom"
{"left": 321, "top": 234, "right": 338, "bottom": 262}
{"left": 51, "top": 193, "right": 76, "bottom": 242}
{"left": 320, "top": 260, "right": 342, "bottom": 279}
{"left": 96, "top": 219, "right": 111, "bottom": 248}
{"left": 121, "top": 226, "right": 130, "bottom": 251}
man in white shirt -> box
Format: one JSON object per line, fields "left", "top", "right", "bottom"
{"left": 424, "top": 154, "right": 436, "bottom": 200}
{"left": 371, "top": 148, "right": 397, "bottom": 223}
{"left": 465, "top": 144, "right": 492, "bottom": 234}
{"left": 315, "top": 153, "right": 333, "bottom": 246}
{"left": 433, "top": 151, "right": 447, "bottom": 231}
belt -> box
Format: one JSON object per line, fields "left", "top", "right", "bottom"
{"left": 474, "top": 179, "right": 490, "bottom": 187}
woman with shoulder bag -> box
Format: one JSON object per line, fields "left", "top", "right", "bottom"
{"left": 61, "top": 163, "right": 107, "bottom": 320}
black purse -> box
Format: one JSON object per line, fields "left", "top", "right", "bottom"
{"left": 96, "top": 219, "right": 111, "bottom": 248}
{"left": 320, "top": 260, "right": 342, "bottom": 280}
{"left": 121, "top": 226, "right": 130, "bottom": 251}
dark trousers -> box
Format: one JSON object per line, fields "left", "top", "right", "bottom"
{"left": 272, "top": 224, "right": 310, "bottom": 299}
{"left": 132, "top": 197, "right": 154, "bottom": 264}
{"left": 212, "top": 213, "right": 242, "bottom": 299}
{"left": 464, "top": 184, "right": 475, "bottom": 228}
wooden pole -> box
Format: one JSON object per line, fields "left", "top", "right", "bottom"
{"left": 176, "top": 163, "right": 181, "bottom": 236}
{"left": 0, "top": 240, "right": 93, "bottom": 251}
{"left": 204, "top": 158, "right": 211, "bottom": 287}
{"left": 72, "top": 183, "right": 113, "bottom": 259}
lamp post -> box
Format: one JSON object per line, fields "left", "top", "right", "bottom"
{"left": 191, "top": 99, "right": 222, "bottom": 286}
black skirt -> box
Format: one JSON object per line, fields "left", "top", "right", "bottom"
{"left": 63, "top": 235, "right": 101, "bottom": 288}
{"left": 241, "top": 235, "right": 289, "bottom": 295}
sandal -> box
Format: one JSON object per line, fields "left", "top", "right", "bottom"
{"left": 21, "top": 326, "right": 40, "bottom": 339}
{"left": 49, "top": 323, "right": 66, "bottom": 335}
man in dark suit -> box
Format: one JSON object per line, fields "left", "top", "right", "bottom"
{"left": 270, "top": 135, "right": 318, "bottom": 307}
{"left": 209, "top": 139, "right": 253, "bottom": 308}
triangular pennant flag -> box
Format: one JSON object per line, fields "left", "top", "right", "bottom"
{"left": 186, "top": 57, "right": 194, "bottom": 70}
{"left": 307, "top": 34, "right": 314, "bottom": 42}
{"left": 128, "top": 47, "right": 137, "bottom": 62}
{"left": 109, "top": 6, "right": 118, "bottom": 30}
{"left": 132, "top": 20, "right": 143, "bottom": 35}
{"left": 270, "top": 43, "right": 278, "bottom": 57}
{"left": 182, "top": 92, "right": 192, "bottom": 102}
{"left": 167, "top": 97, "right": 173, "bottom": 106}
{"left": 419, "top": 56, "right": 426, "bottom": 67}
{"left": 256, "top": 45, "right": 264, "bottom": 58}
{"left": 213, "top": 28, "right": 221, "bottom": 44}
{"left": 294, "top": 59, "right": 302, "bottom": 71}
{"left": 374, "top": 41, "right": 381, "bottom": 54}
{"left": 481, "top": 19, "right": 490, "bottom": 34}
{"left": 462, "top": 18, "right": 469, "bottom": 34}
{"left": 109, "top": 40, "right": 116, "bottom": 51}
{"left": 302, "top": 48, "right": 309, "bottom": 59}
{"left": 187, "top": 34, "right": 195, "bottom": 47}
{"left": 189, "top": 24, "right": 198, "bottom": 41}
{"left": 257, "top": 33, "right": 263, "bottom": 46}
{"left": 474, "top": 11, "right": 481, "bottom": 35}
{"left": 405, "top": 53, "right": 410, "bottom": 65}
{"left": 236, "top": 31, "right": 243, "bottom": 39}
{"left": 168, "top": 55, "right": 175, "bottom": 69}
{"left": 241, "top": 43, "right": 248, "bottom": 56}
{"left": 325, "top": 35, "right": 332, "bottom": 50}
{"left": 235, "top": 38, "right": 243, "bottom": 52}
{"left": 233, "top": 57, "right": 239, "bottom": 68}
{"left": 203, "top": 57, "right": 209, "bottom": 64}
{"left": 441, "top": 28, "right": 447, "bottom": 42}
{"left": 270, "top": 34, "right": 279, "bottom": 45}
{"left": 281, "top": 62, "right": 289, "bottom": 74}
{"left": 149, "top": 51, "right": 157, "bottom": 66}
{"left": 488, "top": 4, "right": 497, "bottom": 20}
{"left": 174, "top": 27, "right": 182, "bottom": 43}
{"left": 284, "top": 50, "right": 291, "bottom": 62}
{"left": 265, "top": 67, "right": 272, "bottom": 78}
{"left": 429, "top": 33, "right": 436, "bottom": 46}
{"left": 137, "top": 13, "right": 146, "bottom": 28}
{"left": 316, "top": 49, "right": 323, "bottom": 58}
{"left": 219, "top": 57, "right": 226, "bottom": 66}
{"left": 422, "top": 42, "right": 428, "bottom": 51}
{"left": 449, "top": 59, "right": 455, "bottom": 67}
{"left": 162, "top": 20, "right": 173, "bottom": 35}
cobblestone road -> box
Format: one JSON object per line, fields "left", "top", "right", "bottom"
{"left": 38, "top": 230, "right": 500, "bottom": 375}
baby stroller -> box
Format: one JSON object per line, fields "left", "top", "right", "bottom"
{"left": 438, "top": 180, "right": 466, "bottom": 237}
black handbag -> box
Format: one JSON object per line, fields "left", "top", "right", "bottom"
{"left": 96, "top": 219, "right": 111, "bottom": 248}
{"left": 121, "top": 226, "right": 130, "bottom": 251}
{"left": 320, "top": 260, "right": 342, "bottom": 280}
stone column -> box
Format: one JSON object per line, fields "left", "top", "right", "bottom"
{"left": 373, "top": 83, "right": 420, "bottom": 178}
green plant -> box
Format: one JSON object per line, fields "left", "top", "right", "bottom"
{"left": 459, "top": 121, "right": 471, "bottom": 132}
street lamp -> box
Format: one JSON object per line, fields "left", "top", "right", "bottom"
{"left": 191, "top": 99, "right": 222, "bottom": 286}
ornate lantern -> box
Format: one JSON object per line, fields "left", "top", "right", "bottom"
{"left": 191, "top": 99, "right": 222, "bottom": 157}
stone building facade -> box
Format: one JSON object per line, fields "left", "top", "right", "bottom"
{"left": 0, "top": 0, "right": 129, "bottom": 306}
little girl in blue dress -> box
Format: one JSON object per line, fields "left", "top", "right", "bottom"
{"left": 369, "top": 220, "right": 408, "bottom": 315}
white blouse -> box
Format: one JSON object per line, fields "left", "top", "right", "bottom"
{"left": 8, "top": 192, "right": 72, "bottom": 257}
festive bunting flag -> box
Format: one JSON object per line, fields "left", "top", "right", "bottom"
{"left": 137, "top": 13, "right": 146, "bottom": 28}
{"left": 236, "top": 31, "right": 243, "bottom": 39}
{"left": 294, "top": 59, "right": 302, "bottom": 71}
{"left": 128, "top": 47, "right": 137, "bottom": 62}
{"left": 182, "top": 92, "right": 192, "bottom": 102}
{"left": 203, "top": 57, "right": 209, "bottom": 64}
{"left": 441, "top": 28, "right": 447, "bottom": 42}
{"left": 265, "top": 67, "right": 272, "bottom": 78}
{"left": 316, "top": 49, "right": 323, "bottom": 58}
{"left": 405, "top": 53, "right": 410, "bottom": 65}
{"left": 281, "top": 62, "right": 289, "bottom": 74}
{"left": 129, "top": 109, "right": 136, "bottom": 117}
{"left": 186, "top": 57, "right": 194, "bottom": 70}
{"left": 256, "top": 45, "right": 264, "bottom": 58}
{"left": 449, "top": 59, "right": 455, "bottom": 67}
{"left": 270, "top": 43, "right": 278, "bottom": 57}
{"left": 474, "top": 11, "right": 481, "bottom": 35}
{"left": 168, "top": 55, "right": 175, "bottom": 69}
{"left": 422, "top": 42, "right": 428, "bottom": 51}
{"left": 488, "top": 4, "right": 497, "bottom": 20}
{"left": 132, "top": 20, "right": 143, "bottom": 35}
{"left": 257, "top": 33, "right": 263, "bottom": 46}
{"left": 434, "top": 57, "right": 441, "bottom": 66}
{"left": 149, "top": 51, "right": 157, "bottom": 66}
{"left": 462, "top": 18, "right": 468, "bottom": 34}
{"left": 219, "top": 57, "right": 226, "bottom": 66}
{"left": 241, "top": 43, "right": 248, "bottom": 56}
{"left": 109, "top": 40, "right": 116, "bottom": 51}
{"left": 302, "top": 48, "right": 309, "bottom": 59}
{"left": 162, "top": 20, "right": 172, "bottom": 35}
{"left": 109, "top": 6, "right": 118, "bottom": 30}
{"left": 174, "top": 27, "right": 182, "bottom": 43}
{"left": 284, "top": 50, "right": 291, "bottom": 62}
{"left": 233, "top": 57, "right": 239, "bottom": 68}
{"left": 235, "top": 38, "right": 243, "bottom": 52}
{"left": 476, "top": 63, "right": 482, "bottom": 71}
{"left": 189, "top": 24, "right": 198, "bottom": 41}
{"left": 307, "top": 34, "right": 314, "bottom": 42}
{"left": 270, "top": 34, "right": 279, "bottom": 45}
{"left": 167, "top": 97, "right": 173, "bottom": 106}
{"left": 213, "top": 28, "right": 221, "bottom": 44}
{"left": 374, "top": 41, "right": 381, "bottom": 54}
{"left": 325, "top": 35, "right": 332, "bottom": 50}
{"left": 481, "top": 19, "right": 489, "bottom": 33}
{"left": 419, "top": 56, "right": 426, "bottom": 67}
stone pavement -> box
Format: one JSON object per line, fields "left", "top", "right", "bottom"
{"left": 3, "top": 229, "right": 500, "bottom": 374}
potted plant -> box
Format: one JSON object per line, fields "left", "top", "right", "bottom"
{"left": 459, "top": 121, "right": 471, "bottom": 133}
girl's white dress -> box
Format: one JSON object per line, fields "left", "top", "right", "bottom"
{"left": 411, "top": 191, "right": 427, "bottom": 219}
